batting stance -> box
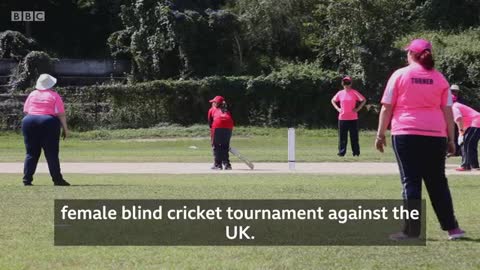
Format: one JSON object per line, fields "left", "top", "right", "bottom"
{"left": 452, "top": 96, "right": 480, "bottom": 171}
{"left": 22, "top": 74, "right": 70, "bottom": 186}
{"left": 208, "top": 96, "right": 234, "bottom": 170}
{"left": 331, "top": 76, "right": 366, "bottom": 157}
{"left": 376, "top": 39, "right": 464, "bottom": 240}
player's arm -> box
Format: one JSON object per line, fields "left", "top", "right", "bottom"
{"left": 442, "top": 106, "right": 456, "bottom": 155}
{"left": 331, "top": 98, "right": 341, "bottom": 112}
{"left": 355, "top": 99, "right": 367, "bottom": 112}
{"left": 375, "top": 104, "right": 393, "bottom": 153}
{"left": 207, "top": 110, "right": 213, "bottom": 128}
{"left": 455, "top": 117, "right": 465, "bottom": 135}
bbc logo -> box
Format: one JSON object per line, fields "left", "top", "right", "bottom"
{"left": 11, "top": 11, "right": 45, "bottom": 22}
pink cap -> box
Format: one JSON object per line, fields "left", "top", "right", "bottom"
{"left": 209, "top": 96, "right": 224, "bottom": 103}
{"left": 405, "top": 39, "right": 432, "bottom": 53}
{"left": 342, "top": 76, "right": 352, "bottom": 82}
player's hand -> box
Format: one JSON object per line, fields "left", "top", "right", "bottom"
{"left": 375, "top": 134, "right": 386, "bottom": 153}
{"left": 62, "top": 129, "right": 69, "bottom": 140}
{"left": 336, "top": 108, "right": 341, "bottom": 113}
{"left": 447, "top": 140, "right": 456, "bottom": 155}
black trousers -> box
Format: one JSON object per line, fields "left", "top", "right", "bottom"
{"left": 392, "top": 135, "right": 459, "bottom": 236}
{"left": 338, "top": 120, "right": 360, "bottom": 156}
{"left": 461, "top": 127, "right": 480, "bottom": 169}
{"left": 213, "top": 128, "right": 232, "bottom": 166}
{"left": 22, "top": 115, "right": 64, "bottom": 184}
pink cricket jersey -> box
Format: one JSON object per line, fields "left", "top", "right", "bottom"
{"left": 333, "top": 89, "right": 365, "bottom": 120}
{"left": 23, "top": 89, "right": 65, "bottom": 115}
{"left": 452, "top": 102, "right": 480, "bottom": 129}
{"left": 381, "top": 62, "right": 452, "bottom": 137}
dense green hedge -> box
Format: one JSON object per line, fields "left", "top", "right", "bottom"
{"left": 49, "top": 68, "right": 381, "bottom": 131}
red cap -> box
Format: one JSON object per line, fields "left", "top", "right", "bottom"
{"left": 405, "top": 39, "right": 432, "bottom": 53}
{"left": 342, "top": 76, "right": 352, "bottom": 82}
{"left": 209, "top": 96, "right": 224, "bottom": 103}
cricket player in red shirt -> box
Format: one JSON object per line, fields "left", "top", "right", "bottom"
{"left": 208, "top": 96, "right": 234, "bottom": 170}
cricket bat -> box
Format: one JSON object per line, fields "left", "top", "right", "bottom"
{"left": 229, "top": 147, "right": 254, "bottom": 170}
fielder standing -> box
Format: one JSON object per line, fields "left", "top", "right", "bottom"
{"left": 331, "top": 76, "right": 366, "bottom": 157}
{"left": 376, "top": 39, "right": 464, "bottom": 240}
{"left": 22, "top": 74, "right": 70, "bottom": 186}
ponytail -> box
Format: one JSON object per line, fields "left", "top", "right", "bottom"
{"left": 412, "top": 50, "right": 435, "bottom": 70}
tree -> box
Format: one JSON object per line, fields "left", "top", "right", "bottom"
{"left": 109, "top": 0, "right": 242, "bottom": 81}
{"left": 306, "top": 0, "right": 415, "bottom": 97}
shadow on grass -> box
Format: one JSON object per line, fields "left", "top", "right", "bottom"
{"left": 427, "top": 237, "right": 480, "bottom": 242}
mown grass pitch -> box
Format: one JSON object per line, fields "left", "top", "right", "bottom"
{"left": 0, "top": 174, "right": 478, "bottom": 270}
{"left": 0, "top": 127, "right": 463, "bottom": 164}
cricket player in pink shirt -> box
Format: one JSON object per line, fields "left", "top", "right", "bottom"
{"left": 376, "top": 39, "right": 464, "bottom": 240}
{"left": 452, "top": 95, "right": 480, "bottom": 171}
{"left": 22, "top": 74, "right": 70, "bottom": 186}
{"left": 331, "top": 76, "right": 366, "bottom": 157}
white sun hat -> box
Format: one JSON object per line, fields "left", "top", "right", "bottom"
{"left": 35, "top": 74, "right": 57, "bottom": 90}
{"left": 450, "top": 84, "right": 460, "bottom": 91}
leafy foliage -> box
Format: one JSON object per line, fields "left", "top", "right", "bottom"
{"left": 0, "top": 31, "right": 38, "bottom": 60}
{"left": 108, "top": 0, "right": 242, "bottom": 81}
{"left": 397, "top": 29, "right": 480, "bottom": 109}
{"left": 40, "top": 71, "right": 339, "bottom": 130}
{"left": 8, "top": 51, "right": 55, "bottom": 92}
{"left": 305, "top": 0, "right": 415, "bottom": 99}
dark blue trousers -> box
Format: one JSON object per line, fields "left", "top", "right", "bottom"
{"left": 392, "top": 135, "right": 458, "bottom": 236}
{"left": 338, "top": 120, "right": 360, "bottom": 156}
{"left": 22, "top": 115, "right": 63, "bottom": 184}
{"left": 213, "top": 128, "right": 232, "bottom": 166}
{"left": 460, "top": 127, "right": 480, "bottom": 169}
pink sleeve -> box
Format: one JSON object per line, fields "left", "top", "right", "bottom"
{"left": 452, "top": 104, "right": 462, "bottom": 121}
{"left": 333, "top": 92, "right": 340, "bottom": 102}
{"left": 54, "top": 92, "right": 65, "bottom": 114}
{"left": 381, "top": 70, "right": 400, "bottom": 105}
{"left": 354, "top": 90, "right": 365, "bottom": 101}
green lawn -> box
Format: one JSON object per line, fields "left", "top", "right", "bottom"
{"left": 0, "top": 174, "right": 478, "bottom": 270}
{"left": 0, "top": 127, "right": 463, "bottom": 163}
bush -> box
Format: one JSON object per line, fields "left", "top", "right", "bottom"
{"left": 46, "top": 70, "right": 348, "bottom": 131}
{"left": 8, "top": 51, "right": 55, "bottom": 93}
{"left": 0, "top": 31, "right": 38, "bottom": 60}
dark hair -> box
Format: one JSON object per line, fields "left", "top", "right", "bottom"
{"left": 411, "top": 50, "right": 435, "bottom": 70}
{"left": 220, "top": 101, "right": 228, "bottom": 113}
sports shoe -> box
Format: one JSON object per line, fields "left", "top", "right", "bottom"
{"left": 389, "top": 232, "right": 419, "bottom": 241}
{"left": 211, "top": 165, "right": 222, "bottom": 170}
{"left": 54, "top": 180, "right": 71, "bottom": 186}
{"left": 455, "top": 167, "right": 471, "bottom": 172}
{"left": 224, "top": 163, "right": 232, "bottom": 170}
{"left": 23, "top": 182, "right": 33, "bottom": 186}
{"left": 448, "top": 228, "right": 465, "bottom": 240}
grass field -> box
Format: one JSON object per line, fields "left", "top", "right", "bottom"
{"left": 0, "top": 127, "right": 474, "bottom": 269}
{"left": 0, "top": 126, "right": 463, "bottom": 164}
{"left": 0, "top": 174, "right": 479, "bottom": 270}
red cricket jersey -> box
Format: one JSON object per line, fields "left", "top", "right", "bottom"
{"left": 211, "top": 108, "right": 234, "bottom": 129}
